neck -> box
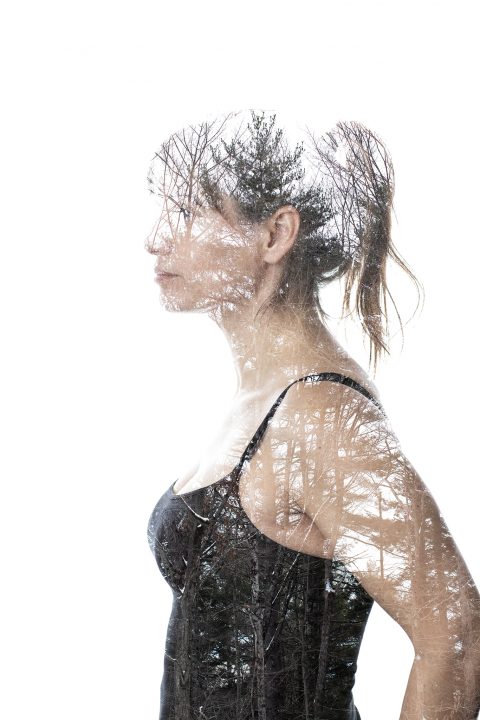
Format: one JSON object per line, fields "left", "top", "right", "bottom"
{"left": 211, "top": 300, "right": 342, "bottom": 398}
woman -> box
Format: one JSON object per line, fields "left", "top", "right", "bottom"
{"left": 146, "top": 110, "right": 480, "bottom": 720}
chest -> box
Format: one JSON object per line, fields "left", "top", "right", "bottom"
{"left": 174, "top": 400, "right": 332, "bottom": 559}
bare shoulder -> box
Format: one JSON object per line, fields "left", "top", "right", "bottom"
{"left": 245, "top": 373, "right": 401, "bottom": 519}
{"left": 247, "top": 372, "right": 398, "bottom": 493}
{"left": 274, "top": 374, "right": 419, "bottom": 512}
{"left": 274, "top": 371, "right": 393, "bottom": 454}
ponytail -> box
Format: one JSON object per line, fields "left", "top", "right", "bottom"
{"left": 309, "top": 121, "right": 423, "bottom": 370}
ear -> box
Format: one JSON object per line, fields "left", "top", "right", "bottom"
{"left": 263, "top": 205, "right": 301, "bottom": 262}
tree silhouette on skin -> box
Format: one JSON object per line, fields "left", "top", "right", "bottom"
{"left": 146, "top": 111, "right": 480, "bottom": 719}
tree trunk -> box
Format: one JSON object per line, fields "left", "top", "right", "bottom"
{"left": 251, "top": 536, "right": 267, "bottom": 720}
{"left": 313, "top": 558, "right": 334, "bottom": 720}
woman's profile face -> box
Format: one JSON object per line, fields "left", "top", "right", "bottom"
{"left": 148, "top": 195, "right": 262, "bottom": 315}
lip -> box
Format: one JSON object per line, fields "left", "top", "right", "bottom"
{"left": 154, "top": 272, "right": 178, "bottom": 283}
{"left": 154, "top": 270, "right": 178, "bottom": 277}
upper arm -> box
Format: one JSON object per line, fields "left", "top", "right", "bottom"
{"left": 295, "top": 383, "right": 480, "bottom": 654}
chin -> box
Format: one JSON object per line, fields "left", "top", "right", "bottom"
{"left": 158, "top": 295, "right": 207, "bottom": 314}
{"left": 158, "top": 297, "right": 188, "bottom": 313}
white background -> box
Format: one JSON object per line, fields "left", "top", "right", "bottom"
{"left": 1, "top": 1, "right": 479, "bottom": 718}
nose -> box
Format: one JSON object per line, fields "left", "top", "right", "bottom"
{"left": 144, "top": 217, "right": 174, "bottom": 255}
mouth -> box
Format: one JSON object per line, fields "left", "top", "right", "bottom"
{"left": 155, "top": 271, "right": 179, "bottom": 284}
{"left": 155, "top": 270, "right": 179, "bottom": 277}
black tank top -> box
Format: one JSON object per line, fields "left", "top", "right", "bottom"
{"left": 147, "top": 373, "right": 385, "bottom": 720}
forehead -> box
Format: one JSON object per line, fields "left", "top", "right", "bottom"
{"left": 148, "top": 164, "right": 216, "bottom": 219}
{"left": 150, "top": 163, "right": 244, "bottom": 226}
{"left": 147, "top": 112, "right": 252, "bottom": 205}
{"left": 152, "top": 193, "right": 244, "bottom": 238}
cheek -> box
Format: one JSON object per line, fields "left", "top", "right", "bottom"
{"left": 185, "top": 244, "right": 256, "bottom": 306}
{"left": 180, "top": 215, "right": 260, "bottom": 296}
{"left": 189, "top": 229, "right": 250, "bottom": 278}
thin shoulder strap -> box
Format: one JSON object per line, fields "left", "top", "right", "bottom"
{"left": 237, "top": 372, "right": 385, "bottom": 468}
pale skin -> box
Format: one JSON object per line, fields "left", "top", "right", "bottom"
{"left": 146, "top": 196, "right": 480, "bottom": 719}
